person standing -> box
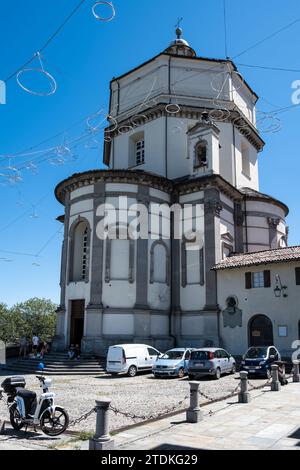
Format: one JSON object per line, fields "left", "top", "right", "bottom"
{"left": 39, "top": 341, "right": 47, "bottom": 360}
{"left": 32, "top": 334, "right": 40, "bottom": 357}
{"left": 19, "top": 336, "right": 28, "bottom": 359}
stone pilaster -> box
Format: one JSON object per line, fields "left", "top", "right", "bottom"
{"left": 234, "top": 202, "right": 244, "bottom": 253}
{"left": 268, "top": 217, "right": 280, "bottom": 249}
{"left": 89, "top": 182, "right": 106, "bottom": 309}
{"left": 134, "top": 186, "right": 150, "bottom": 310}
{"left": 204, "top": 188, "right": 222, "bottom": 310}
{"left": 83, "top": 183, "right": 106, "bottom": 351}
{"left": 59, "top": 192, "right": 70, "bottom": 310}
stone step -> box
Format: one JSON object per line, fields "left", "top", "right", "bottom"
{"left": 1, "top": 365, "right": 107, "bottom": 376}
{"left": 1, "top": 355, "right": 107, "bottom": 376}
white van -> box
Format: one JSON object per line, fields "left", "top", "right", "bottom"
{"left": 106, "top": 344, "right": 161, "bottom": 377}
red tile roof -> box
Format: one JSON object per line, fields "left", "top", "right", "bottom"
{"left": 213, "top": 246, "right": 300, "bottom": 270}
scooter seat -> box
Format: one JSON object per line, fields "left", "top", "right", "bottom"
{"left": 16, "top": 389, "right": 37, "bottom": 417}
{"left": 16, "top": 389, "right": 36, "bottom": 400}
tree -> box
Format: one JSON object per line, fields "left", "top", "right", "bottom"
{"left": 5, "top": 298, "right": 57, "bottom": 343}
{"left": 0, "top": 302, "right": 14, "bottom": 343}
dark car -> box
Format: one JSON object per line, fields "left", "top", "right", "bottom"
{"left": 240, "top": 346, "right": 281, "bottom": 379}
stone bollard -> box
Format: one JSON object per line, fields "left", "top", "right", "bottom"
{"left": 293, "top": 360, "right": 300, "bottom": 383}
{"left": 238, "top": 371, "right": 251, "bottom": 403}
{"left": 89, "top": 399, "right": 114, "bottom": 451}
{"left": 186, "top": 381, "right": 203, "bottom": 423}
{"left": 0, "top": 420, "right": 5, "bottom": 435}
{"left": 271, "top": 364, "right": 281, "bottom": 391}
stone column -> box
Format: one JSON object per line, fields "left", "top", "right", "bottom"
{"left": 204, "top": 188, "right": 223, "bottom": 310}
{"left": 85, "top": 182, "right": 106, "bottom": 354}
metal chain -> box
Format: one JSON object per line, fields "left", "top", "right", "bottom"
{"left": 68, "top": 407, "right": 97, "bottom": 428}
{"left": 248, "top": 378, "right": 272, "bottom": 390}
{"left": 199, "top": 383, "right": 241, "bottom": 403}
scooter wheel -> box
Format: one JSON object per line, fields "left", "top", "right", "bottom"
{"left": 41, "top": 407, "right": 69, "bottom": 436}
{"left": 10, "top": 403, "right": 25, "bottom": 431}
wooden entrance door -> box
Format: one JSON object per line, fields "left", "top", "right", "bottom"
{"left": 249, "top": 315, "right": 274, "bottom": 347}
{"left": 70, "top": 300, "right": 85, "bottom": 346}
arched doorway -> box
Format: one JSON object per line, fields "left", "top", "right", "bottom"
{"left": 249, "top": 315, "right": 274, "bottom": 347}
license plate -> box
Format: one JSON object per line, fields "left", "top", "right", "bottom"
{"left": 195, "top": 363, "right": 205, "bottom": 367}
{"left": 249, "top": 369, "right": 256, "bottom": 373}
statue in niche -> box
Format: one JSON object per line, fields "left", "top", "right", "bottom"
{"left": 223, "top": 297, "right": 242, "bottom": 328}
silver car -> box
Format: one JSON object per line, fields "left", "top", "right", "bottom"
{"left": 188, "top": 348, "right": 236, "bottom": 380}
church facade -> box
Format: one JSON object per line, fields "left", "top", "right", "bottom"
{"left": 53, "top": 29, "right": 297, "bottom": 357}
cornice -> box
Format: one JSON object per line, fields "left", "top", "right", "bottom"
{"left": 103, "top": 103, "right": 265, "bottom": 166}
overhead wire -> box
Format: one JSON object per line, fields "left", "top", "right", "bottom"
{"left": 232, "top": 15, "right": 300, "bottom": 60}
{"left": 4, "top": 0, "right": 87, "bottom": 83}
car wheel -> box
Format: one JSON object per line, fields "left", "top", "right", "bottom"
{"left": 231, "top": 364, "right": 237, "bottom": 374}
{"left": 127, "top": 365, "right": 137, "bottom": 377}
{"left": 214, "top": 368, "right": 221, "bottom": 380}
{"left": 178, "top": 368, "right": 185, "bottom": 379}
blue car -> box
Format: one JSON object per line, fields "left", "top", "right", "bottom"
{"left": 240, "top": 346, "right": 281, "bottom": 379}
{"left": 152, "top": 348, "right": 193, "bottom": 378}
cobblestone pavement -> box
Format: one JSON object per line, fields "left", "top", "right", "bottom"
{"left": 0, "top": 369, "right": 267, "bottom": 450}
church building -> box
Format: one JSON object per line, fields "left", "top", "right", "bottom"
{"left": 53, "top": 28, "right": 299, "bottom": 357}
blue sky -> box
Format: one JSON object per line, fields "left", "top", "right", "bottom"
{"left": 1, "top": 0, "right": 300, "bottom": 307}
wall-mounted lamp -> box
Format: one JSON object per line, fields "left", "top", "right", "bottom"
{"left": 274, "top": 274, "right": 288, "bottom": 298}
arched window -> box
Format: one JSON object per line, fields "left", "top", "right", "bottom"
{"left": 150, "top": 240, "right": 170, "bottom": 285}
{"left": 194, "top": 140, "right": 207, "bottom": 168}
{"left": 129, "top": 131, "right": 145, "bottom": 168}
{"left": 69, "top": 219, "right": 91, "bottom": 283}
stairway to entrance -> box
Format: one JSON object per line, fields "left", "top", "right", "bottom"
{"left": 1, "top": 351, "right": 106, "bottom": 376}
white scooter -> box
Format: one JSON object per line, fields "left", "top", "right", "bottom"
{"left": 0, "top": 372, "right": 69, "bottom": 436}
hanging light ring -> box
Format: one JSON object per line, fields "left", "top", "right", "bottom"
{"left": 92, "top": 2, "right": 116, "bottom": 22}
{"left": 16, "top": 68, "right": 57, "bottom": 97}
